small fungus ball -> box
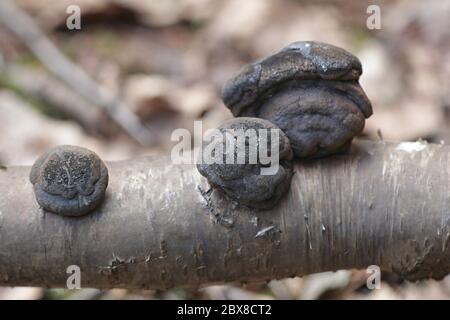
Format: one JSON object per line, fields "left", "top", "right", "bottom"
{"left": 197, "top": 117, "right": 293, "bottom": 209}
{"left": 30, "top": 145, "right": 109, "bottom": 217}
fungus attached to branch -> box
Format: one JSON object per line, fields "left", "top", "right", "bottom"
{"left": 29, "top": 145, "right": 109, "bottom": 217}
{"left": 222, "top": 41, "right": 373, "bottom": 158}
{"left": 197, "top": 117, "right": 293, "bottom": 209}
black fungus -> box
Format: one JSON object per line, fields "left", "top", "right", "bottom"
{"left": 30, "top": 145, "right": 109, "bottom": 217}
{"left": 222, "top": 41, "right": 373, "bottom": 158}
{"left": 197, "top": 117, "right": 293, "bottom": 209}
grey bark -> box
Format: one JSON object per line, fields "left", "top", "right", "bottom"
{"left": 0, "top": 140, "right": 450, "bottom": 289}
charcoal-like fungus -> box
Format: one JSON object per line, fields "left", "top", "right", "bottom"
{"left": 197, "top": 117, "right": 293, "bottom": 209}
{"left": 30, "top": 145, "right": 108, "bottom": 217}
{"left": 222, "top": 41, "right": 372, "bottom": 158}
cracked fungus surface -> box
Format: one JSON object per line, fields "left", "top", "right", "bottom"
{"left": 222, "top": 41, "right": 373, "bottom": 158}
{"left": 197, "top": 117, "right": 293, "bottom": 209}
{"left": 30, "top": 145, "right": 109, "bottom": 217}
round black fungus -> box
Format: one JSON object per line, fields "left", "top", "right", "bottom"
{"left": 197, "top": 117, "right": 293, "bottom": 209}
{"left": 29, "top": 145, "right": 109, "bottom": 217}
{"left": 222, "top": 41, "right": 373, "bottom": 158}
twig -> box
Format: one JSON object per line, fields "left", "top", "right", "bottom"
{"left": 0, "top": 0, "right": 150, "bottom": 145}
{"left": 1, "top": 64, "right": 110, "bottom": 135}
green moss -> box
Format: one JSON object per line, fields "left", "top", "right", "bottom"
{"left": 15, "top": 53, "right": 42, "bottom": 69}
{"left": 0, "top": 72, "right": 67, "bottom": 120}
{"left": 350, "top": 29, "right": 373, "bottom": 52}
{"left": 95, "top": 30, "right": 120, "bottom": 53}
{"left": 43, "top": 288, "right": 75, "bottom": 300}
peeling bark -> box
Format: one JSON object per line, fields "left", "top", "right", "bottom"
{"left": 1, "top": 140, "right": 450, "bottom": 289}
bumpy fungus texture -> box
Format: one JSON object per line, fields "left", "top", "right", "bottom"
{"left": 197, "top": 117, "right": 293, "bottom": 209}
{"left": 30, "top": 145, "right": 108, "bottom": 217}
{"left": 222, "top": 41, "right": 373, "bottom": 158}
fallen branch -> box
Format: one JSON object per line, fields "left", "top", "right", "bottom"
{"left": 0, "top": 0, "right": 150, "bottom": 145}
{"left": 0, "top": 140, "right": 449, "bottom": 289}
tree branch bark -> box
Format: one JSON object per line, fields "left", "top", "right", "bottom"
{"left": 1, "top": 140, "right": 450, "bottom": 289}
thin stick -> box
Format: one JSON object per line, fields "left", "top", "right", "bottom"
{"left": 0, "top": 0, "right": 150, "bottom": 145}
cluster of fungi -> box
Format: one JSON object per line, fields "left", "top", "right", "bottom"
{"left": 198, "top": 41, "right": 372, "bottom": 209}
{"left": 29, "top": 41, "right": 372, "bottom": 216}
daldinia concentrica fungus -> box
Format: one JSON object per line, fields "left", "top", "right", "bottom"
{"left": 30, "top": 145, "right": 109, "bottom": 217}
{"left": 197, "top": 117, "right": 293, "bottom": 209}
{"left": 222, "top": 41, "right": 373, "bottom": 158}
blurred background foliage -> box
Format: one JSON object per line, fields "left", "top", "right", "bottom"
{"left": 0, "top": 0, "right": 450, "bottom": 299}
